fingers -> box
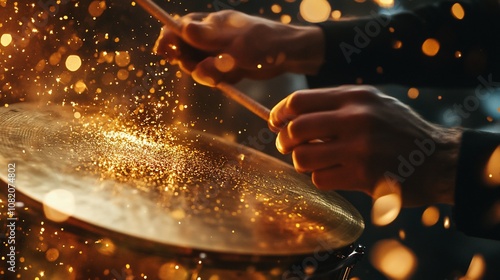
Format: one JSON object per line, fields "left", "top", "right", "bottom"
{"left": 182, "top": 21, "right": 223, "bottom": 51}
{"left": 311, "top": 167, "right": 365, "bottom": 193}
{"left": 269, "top": 87, "right": 345, "bottom": 132}
{"left": 181, "top": 12, "right": 232, "bottom": 51}
{"left": 154, "top": 27, "right": 182, "bottom": 59}
{"left": 275, "top": 111, "right": 344, "bottom": 154}
{"left": 154, "top": 12, "right": 218, "bottom": 65}
{"left": 291, "top": 141, "right": 344, "bottom": 172}
{"left": 192, "top": 56, "right": 243, "bottom": 87}
{"left": 268, "top": 85, "right": 382, "bottom": 132}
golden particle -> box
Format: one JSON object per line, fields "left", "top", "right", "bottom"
{"left": 59, "top": 71, "right": 73, "bottom": 84}
{"left": 89, "top": 1, "right": 107, "bottom": 17}
{"left": 158, "top": 263, "right": 188, "bottom": 280}
{"left": 214, "top": 54, "right": 236, "bottom": 73}
{"left": 74, "top": 80, "right": 87, "bottom": 94}
{"left": 115, "top": 51, "right": 131, "bottom": 67}
{"left": 117, "top": 69, "right": 129, "bottom": 80}
{"left": 45, "top": 248, "right": 60, "bottom": 262}
{"left": 68, "top": 35, "right": 83, "bottom": 50}
{"left": 102, "top": 72, "right": 115, "bottom": 85}
{"left": 49, "top": 52, "right": 62, "bottom": 65}
{"left": 35, "top": 59, "right": 46, "bottom": 72}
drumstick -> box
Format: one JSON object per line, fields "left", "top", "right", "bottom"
{"left": 134, "top": 0, "right": 271, "bottom": 121}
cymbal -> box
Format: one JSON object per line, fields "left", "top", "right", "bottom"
{"left": 0, "top": 103, "right": 364, "bottom": 256}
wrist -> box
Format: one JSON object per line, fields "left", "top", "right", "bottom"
{"left": 428, "top": 127, "right": 463, "bottom": 205}
{"left": 283, "top": 25, "right": 325, "bottom": 75}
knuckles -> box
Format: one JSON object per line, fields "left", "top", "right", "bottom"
{"left": 291, "top": 147, "right": 314, "bottom": 172}
{"left": 285, "top": 90, "right": 311, "bottom": 115}
{"left": 311, "top": 171, "right": 333, "bottom": 191}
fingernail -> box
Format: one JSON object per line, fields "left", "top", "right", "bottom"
{"left": 192, "top": 69, "right": 216, "bottom": 87}
{"left": 186, "top": 22, "right": 216, "bottom": 40}
{"left": 275, "top": 136, "right": 286, "bottom": 154}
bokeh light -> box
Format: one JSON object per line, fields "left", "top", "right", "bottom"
{"left": 421, "top": 206, "right": 440, "bottom": 227}
{"left": 374, "top": 0, "right": 395, "bottom": 9}
{"left": 372, "top": 193, "right": 402, "bottom": 226}
{"left": 158, "top": 262, "right": 188, "bottom": 280}
{"left": 422, "top": 38, "right": 440, "bottom": 56}
{"left": 370, "top": 239, "right": 418, "bottom": 279}
{"left": 451, "top": 3, "right": 465, "bottom": 20}
{"left": 464, "top": 254, "right": 486, "bottom": 280}
{"left": 1, "top": 33, "right": 12, "bottom": 47}
{"left": 45, "top": 248, "right": 60, "bottom": 262}
{"left": 371, "top": 180, "right": 402, "bottom": 226}
{"left": 214, "top": 54, "right": 236, "bottom": 73}
{"left": 115, "top": 51, "right": 131, "bottom": 67}
{"left": 43, "top": 189, "right": 76, "bottom": 222}
{"left": 88, "top": 0, "right": 107, "bottom": 17}
{"left": 485, "top": 145, "right": 500, "bottom": 185}
{"left": 65, "top": 55, "right": 82, "bottom": 72}
{"left": 408, "top": 87, "right": 419, "bottom": 99}
{"left": 299, "top": 0, "right": 331, "bottom": 23}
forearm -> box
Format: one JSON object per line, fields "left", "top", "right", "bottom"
{"left": 282, "top": 25, "right": 325, "bottom": 76}
{"left": 308, "top": 0, "right": 500, "bottom": 87}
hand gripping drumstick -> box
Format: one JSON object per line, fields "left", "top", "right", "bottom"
{"left": 135, "top": 0, "right": 271, "bottom": 121}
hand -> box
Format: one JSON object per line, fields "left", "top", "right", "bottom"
{"left": 269, "top": 85, "right": 462, "bottom": 207}
{"left": 154, "top": 10, "right": 325, "bottom": 86}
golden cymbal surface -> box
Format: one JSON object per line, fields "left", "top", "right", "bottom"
{"left": 0, "top": 103, "right": 364, "bottom": 256}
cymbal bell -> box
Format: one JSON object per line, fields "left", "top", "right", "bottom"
{"left": 0, "top": 103, "right": 364, "bottom": 256}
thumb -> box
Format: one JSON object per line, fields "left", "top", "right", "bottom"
{"left": 182, "top": 21, "right": 223, "bottom": 52}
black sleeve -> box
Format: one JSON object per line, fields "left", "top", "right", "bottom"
{"left": 454, "top": 130, "right": 500, "bottom": 240}
{"left": 307, "top": 0, "right": 500, "bottom": 88}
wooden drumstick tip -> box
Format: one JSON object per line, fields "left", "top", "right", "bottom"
{"left": 217, "top": 83, "right": 270, "bottom": 121}
{"left": 135, "top": 0, "right": 182, "bottom": 35}
{"left": 135, "top": 0, "right": 272, "bottom": 122}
